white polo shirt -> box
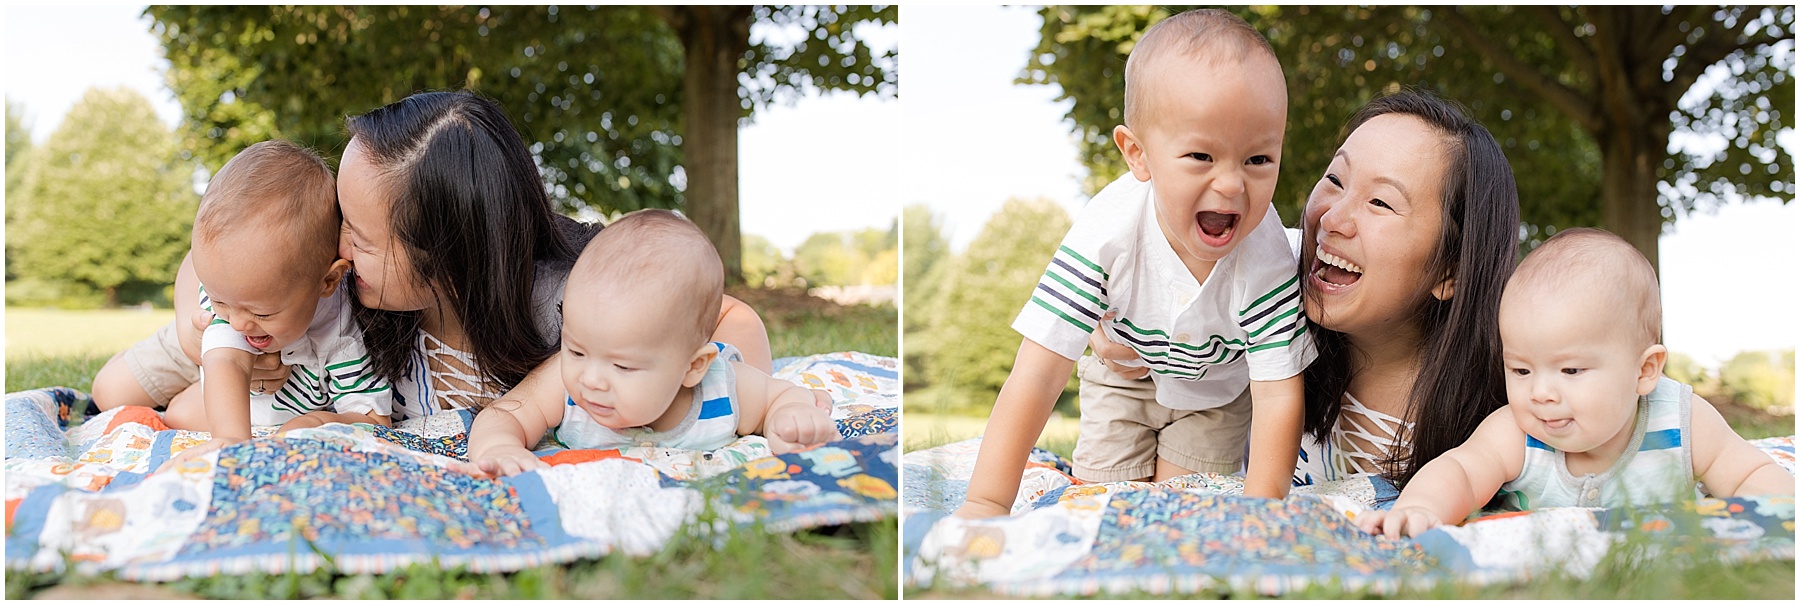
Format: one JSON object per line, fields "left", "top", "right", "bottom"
{"left": 200, "top": 280, "right": 393, "bottom": 426}
{"left": 1012, "top": 173, "right": 1316, "bottom": 411}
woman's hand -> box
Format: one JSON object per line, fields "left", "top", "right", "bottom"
{"left": 1087, "top": 312, "right": 1148, "bottom": 380}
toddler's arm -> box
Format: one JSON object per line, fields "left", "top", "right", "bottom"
{"left": 1689, "top": 393, "right": 1794, "bottom": 497}
{"left": 1244, "top": 375, "right": 1304, "bottom": 499}
{"left": 954, "top": 339, "right": 1077, "bottom": 520}
{"left": 734, "top": 361, "right": 836, "bottom": 454}
{"left": 159, "top": 347, "right": 257, "bottom": 471}
{"left": 1356, "top": 406, "right": 1526, "bottom": 539}
{"left": 462, "top": 359, "right": 564, "bottom": 477}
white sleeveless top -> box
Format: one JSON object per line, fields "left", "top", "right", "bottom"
{"left": 1293, "top": 393, "right": 1413, "bottom": 486}
{"left": 552, "top": 343, "right": 743, "bottom": 451}
{"left": 1498, "top": 377, "right": 1697, "bottom": 509}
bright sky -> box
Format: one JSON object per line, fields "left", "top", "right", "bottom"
{"left": 2, "top": 5, "right": 898, "bottom": 256}
{"left": 903, "top": 5, "right": 1798, "bottom": 371}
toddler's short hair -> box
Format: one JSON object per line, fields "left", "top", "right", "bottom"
{"left": 193, "top": 140, "right": 339, "bottom": 269}
{"left": 1123, "top": 8, "right": 1278, "bottom": 130}
{"left": 1510, "top": 228, "right": 1662, "bottom": 347}
{"left": 574, "top": 209, "right": 724, "bottom": 348}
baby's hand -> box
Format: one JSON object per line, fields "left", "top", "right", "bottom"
{"left": 765, "top": 399, "right": 837, "bottom": 454}
{"left": 275, "top": 412, "right": 329, "bottom": 435}
{"left": 158, "top": 436, "right": 246, "bottom": 473}
{"left": 455, "top": 447, "right": 547, "bottom": 478}
{"left": 1355, "top": 506, "right": 1444, "bottom": 540}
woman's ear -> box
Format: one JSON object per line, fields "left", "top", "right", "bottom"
{"left": 320, "top": 259, "right": 353, "bottom": 297}
{"left": 683, "top": 343, "right": 720, "bottom": 388}
{"left": 1636, "top": 343, "right": 1667, "bottom": 396}
{"left": 1431, "top": 276, "right": 1456, "bottom": 301}
{"left": 1113, "top": 125, "right": 1154, "bottom": 183}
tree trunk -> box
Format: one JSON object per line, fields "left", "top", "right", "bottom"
{"left": 103, "top": 285, "right": 119, "bottom": 308}
{"left": 1597, "top": 129, "right": 1664, "bottom": 274}
{"left": 666, "top": 6, "right": 752, "bottom": 285}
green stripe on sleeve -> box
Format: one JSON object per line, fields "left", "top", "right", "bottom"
{"left": 1246, "top": 308, "right": 1301, "bottom": 338}
{"left": 1240, "top": 274, "right": 1299, "bottom": 316}
{"left": 1030, "top": 296, "right": 1096, "bottom": 333}
{"left": 1056, "top": 245, "right": 1106, "bottom": 277}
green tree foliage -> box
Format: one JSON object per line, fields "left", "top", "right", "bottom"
{"left": 1023, "top": 5, "right": 1793, "bottom": 266}
{"left": 791, "top": 226, "right": 898, "bottom": 287}
{"left": 1717, "top": 349, "right": 1795, "bottom": 412}
{"left": 146, "top": 6, "right": 897, "bottom": 282}
{"left": 901, "top": 204, "right": 948, "bottom": 331}
{"left": 741, "top": 233, "right": 789, "bottom": 287}
{"left": 7, "top": 88, "right": 196, "bottom": 307}
{"left": 920, "top": 198, "right": 1076, "bottom": 409}
{"left": 6, "top": 99, "right": 32, "bottom": 281}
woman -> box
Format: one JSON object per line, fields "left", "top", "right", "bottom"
{"left": 95, "top": 90, "right": 777, "bottom": 423}
{"left": 1090, "top": 89, "right": 1521, "bottom": 492}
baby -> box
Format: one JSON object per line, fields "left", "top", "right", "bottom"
{"left": 162, "top": 140, "right": 393, "bottom": 463}
{"left": 463, "top": 209, "right": 837, "bottom": 476}
{"left": 957, "top": 9, "right": 1312, "bottom": 518}
{"left": 1357, "top": 228, "right": 1794, "bottom": 539}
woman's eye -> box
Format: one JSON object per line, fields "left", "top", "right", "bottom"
{"left": 1512, "top": 368, "right": 1531, "bottom": 376}
{"left": 566, "top": 349, "right": 584, "bottom": 358}
{"left": 1370, "top": 199, "right": 1393, "bottom": 211}
{"left": 1186, "top": 152, "right": 1213, "bottom": 162}
{"left": 1325, "top": 174, "right": 1342, "bottom": 188}
{"left": 1246, "top": 155, "right": 1272, "bottom": 166}
{"left": 614, "top": 364, "right": 634, "bottom": 372}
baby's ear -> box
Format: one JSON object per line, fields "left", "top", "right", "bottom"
{"left": 682, "top": 343, "right": 719, "bottom": 388}
{"left": 319, "top": 259, "right": 352, "bottom": 297}
{"left": 1636, "top": 343, "right": 1667, "bottom": 396}
{"left": 1113, "top": 125, "right": 1153, "bottom": 183}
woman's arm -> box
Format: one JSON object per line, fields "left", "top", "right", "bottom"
{"left": 714, "top": 294, "right": 773, "bottom": 373}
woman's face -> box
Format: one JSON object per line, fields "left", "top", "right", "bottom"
{"left": 1301, "top": 113, "right": 1451, "bottom": 339}
{"left": 338, "top": 138, "right": 436, "bottom": 312}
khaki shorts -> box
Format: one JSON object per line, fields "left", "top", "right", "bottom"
{"left": 1071, "top": 354, "right": 1253, "bottom": 482}
{"left": 120, "top": 320, "right": 199, "bottom": 407}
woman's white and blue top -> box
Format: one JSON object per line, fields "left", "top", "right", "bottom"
{"left": 552, "top": 342, "right": 743, "bottom": 451}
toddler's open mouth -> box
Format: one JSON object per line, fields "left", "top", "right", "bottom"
{"left": 1313, "top": 249, "right": 1363, "bottom": 286}
{"left": 1196, "top": 211, "right": 1238, "bottom": 247}
{"left": 246, "top": 334, "right": 274, "bottom": 350}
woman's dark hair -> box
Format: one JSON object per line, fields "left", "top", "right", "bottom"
{"left": 1300, "top": 89, "right": 1521, "bottom": 491}
{"left": 346, "top": 90, "right": 597, "bottom": 397}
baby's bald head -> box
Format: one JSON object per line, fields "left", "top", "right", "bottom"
{"left": 1123, "top": 9, "right": 1281, "bottom": 131}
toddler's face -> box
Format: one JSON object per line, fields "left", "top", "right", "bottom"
{"left": 193, "top": 241, "right": 330, "bottom": 353}
{"left": 558, "top": 292, "right": 704, "bottom": 431}
{"left": 1131, "top": 54, "right": 1287, "bottom": 268}
{"left": 1498, "top": 286, "right": 1651, "bottom": 456}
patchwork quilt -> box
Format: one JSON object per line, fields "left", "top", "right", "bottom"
{"left": 904, "top": 436, "right": 1796, "bottom": 596}
{"left": 5, "top": 351, "right": 899, "bottom": 580}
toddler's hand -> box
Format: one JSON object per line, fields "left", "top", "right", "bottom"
{"left": 766, "top": 401, "right": 836, "bottom": 453}
{"left": 158, "top": 436, "right": 246, "bottom": 473}
{"left": 456, "top": 448, "right": 547, "bottom": 478}
{"left": 1355, "top": 506, "right": 1444, "bottom": 540}
{"left": 1087, "top": 311, "right": 1148, "bottom": 380}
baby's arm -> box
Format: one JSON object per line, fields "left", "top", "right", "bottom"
{"left": 1689, "top": 393, "right": 1794, "bottom": 497}
{"left": 1357, "top": 406, "right": 1527, "bottom": 539}
{"left": 1244, "top": 375, "right": 1304, "bottom": 499}
{"left": 734, "top": 362, "right": 836, "bottom": 454}
{"left": 954, "top": 339, "right": 1077, "bottom": 519}
{"left": 461, "top": 359, "right": 564, "bottom": 477}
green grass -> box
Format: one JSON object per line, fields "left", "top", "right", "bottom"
{"left": 4, "top": 293, "right": 899, "bottom": 599}
{"left": 5, "top": 307, "right": 173, "bottom": 361}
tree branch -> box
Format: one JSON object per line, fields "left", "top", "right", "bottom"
{"left": 1437, "top": 7, "right": 1600, "bottom": 131}
{"left": 1533, "top": 6, "right": 1600, "bottom": 78}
